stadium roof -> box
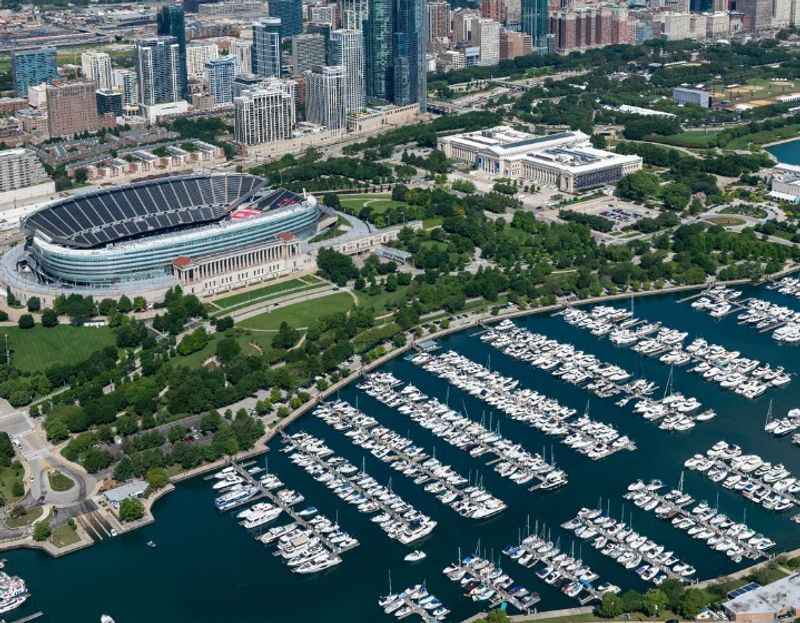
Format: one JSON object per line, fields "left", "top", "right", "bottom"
{"left": 23, "top": 173, "right": 265, "bottom": 250}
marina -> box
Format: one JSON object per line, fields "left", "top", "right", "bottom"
{"left": 442, "top": 553, "right": 540, "bottom": 613}
{"left": 10, "top": 285, "right": 800, "bottom": 623}
{"left": 313, "top": 400, "right": 508, "bottom": 519}
{"left": 561, "top": 507, "right": 694, "bottom": 585}
{"left": 623, "top": 478, "right": 772, "bottom": 562}
{"left": 410, "top": 351, "right": 634, "bottom": 463}
{"left": 561, "top": 305, "right": 789, "bottom": 399}
{"left": 358, "top": 371, "right": 570, "bottom": 490}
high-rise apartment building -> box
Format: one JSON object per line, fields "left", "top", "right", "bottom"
{"left": 232, "top": 39, "right": 253, "bottom": 75}
{"left": 186, "top": 42, "right": 219, "bottom": 79}
{"left": 392, "top": 0, "right": 426, "bottom": 110}
{"left": 475, "top": 18, "right": 501, "bottom": 66}
{"left": 0, "top": 148, "right": 51, "bottom": 195}
{"left": 329, "top": 29, "right": 365, "bottom": 114}
{"left": 291, "top": 33, "right": 327, "bottom": 74}
{"left": 234, "top": 80, "right": 296, "bottom": 145}
{"left": 365, "top": 0, "right": 425, "bottom": 110}
{"left": 499, "top": 29, "right": 532, "bottom": 59}
{"left": 427, "top": 1, "right": 450, "bottom": 41}
{"left": 47, "top": 81, "right": 113, "bottom": 138}
{"left": 269, "top": 0, "right": 304, "bottom": 37}
{"left": 113, "top": 69, "right": 140, "bottom": 113}
{"left": 481, "top": 0, "right": 507, "bottom": 23}
{"left": 136, "top": 36, "right": 183, "bottom": 106}
{"left": 549, "top": 6, "right": 630, "bottom": 53}
{"left": 365, "top": 0, "right": 393, "bottom": 100}
{"left": 304, "top": 65, "right": 347, "bottom": 129}
{"left": 521, "top": 0, "right": 549, "bottom": 52}
{"left": 253, "top": 18, "right": 283, "bottom": 77}
{"left": 81, "top": 52, "right": 114, "bottom": 90}
{"left": 96, "top": 88, "right": 124, "bottom": 117}
{"left": 342, "top": 0, "right": 369, "bottom": 29}
{"left": 738, "top": 0, "right": 773, "bottom": 30}
{"left": 157, "top": 5, "right": 189, "bottom": 98}
{"left": 11, "top": 47, "right": 57, "bottom": 98}
{"left": 207, "top": 55, "right": 238, "bottom": 105}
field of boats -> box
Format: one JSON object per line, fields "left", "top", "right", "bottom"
{"left": 359, "top": 371, "right": 570, "bottom": 489}
{"left": 180, "top": 284, "right": 800, "bottom": 623}
{"left": 561, "top": 305, "right": 789, "bottom": 399}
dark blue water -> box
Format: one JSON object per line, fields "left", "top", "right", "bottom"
{"left": 7, "top": 286, "right": 800, "bottom": 623}
{"left": 767, "top": 139, "right": 800, "bottom": 164}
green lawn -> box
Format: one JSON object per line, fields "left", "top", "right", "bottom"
{"left": 50, "top": 522, "right": 80, "bottom": 548}
{"left": 0, "top": 325, "right": 116, "bottom": 373}
{"left": 356, "top": 286, "right": 410, "bottom": 314}
{"left": 0, "top": 463, "right": 24, "bottom": 504}
{"left": 339, "top": 194, "right": 408, "bottom": 215}
{"left": 48, "top": 470, "right": 75, "bottom": 492}
{"left": 211, "top": 278, "right": 318, "bottom": 310}
{"left": 238, "top": 293, "right": 355, "bottom": 331}
{"left": 649, "top": 130, "right": 721, "bottom": 149}
{"left": 176, "top": 331, "right": 275, "bottom": 368}
{"left": 6, "top": 505, "right": 43, "bottom": 528}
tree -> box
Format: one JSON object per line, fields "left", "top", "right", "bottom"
{"left": 272, "top": 322, "right": 300, "bottom": 349}
{"left": 117, "top": 295, "right": 132, "bottom": 314}
{"left": 643, "top": 589, "right": 669, "bottom": 617}
{"left": 113, "top": 456, "right": 135, "bottom": 481}
{"left": 216, "top": 337, "right": 241, "bottom": 364}
{"left": 41, "top": 308, "right": 58, "bottom": 328}
{"left": 617, "top": 171, "right": 660, "bottom": 202}
{"left": 118, "top": 497, "right": 145, "bottom": 522}
{"left": 33, "top": 518, "right": 51, "bottom": 542}
{"left": 26, "top": 297, "right": 40, "bottom": 313}
{"left": 17, "top": 314, "right": 34, "bottom": 329}
{"left": 598, "top": 593, "right": 623, "bottom": 618}
{"left": 145, "top": 467, "right": 169, "bottom": 490}
{"left": 678, "top": 588, "right": 712, "bottom": 618}
{"left": 323, "top": 193, "right": 340, "bottom": 209}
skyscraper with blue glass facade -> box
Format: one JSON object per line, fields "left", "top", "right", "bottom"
{"left": 268, "top": 0, "right": 303, "bottom": 38}
{"left": 365, "top": 0, "right": 426, "bottom": 111}
{"left": 11, "top": 47, "right": 57, "bottom": 97}
{"left": 157, "top": 5, "right": 189, "bottom": 99}
{"left": 521, "top": 0, "right": 549, "bottom": 53}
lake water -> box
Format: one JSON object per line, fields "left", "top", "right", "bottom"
{"left": 7, "top": 285, "right": 800, "bottom": 623}
{"left": 766, "top": 139, "right": 800, "bottom": 164}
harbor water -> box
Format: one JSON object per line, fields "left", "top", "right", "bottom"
{"left": 8, "top": 285, "right": 800, "bottom": 622}
{"left": 767, "top": 139, "right": 800, "bottom": 164}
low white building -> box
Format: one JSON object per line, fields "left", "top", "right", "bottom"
{"left": 770, "top": 164, "right": 800, "bottom": 202}
{"left": 438, "top": 126, "right": 643, "bottom": 193}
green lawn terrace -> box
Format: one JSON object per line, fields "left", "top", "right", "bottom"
{"left": 0, "top": 325, "right": 116, "bottom": 373}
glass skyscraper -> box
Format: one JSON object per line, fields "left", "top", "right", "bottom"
{"left": 268, "top": 0, "right": 303, "bottom": 38}
{"left": 157, "top": 5, "right": 189, "bottom": 98}
{"left": 252, "top": 18, "right": 282, "bottom": 78}
{"left": 365, "top": 0, "right": 394, "bottom": 102}
{"left": 136, "top": 36, "right": 182, "bottom": 106}
{"left": 521, "top": 0, "right": 549, "bottom": 53}
{"left": 392, "top": 0, "right": 426, "bottom": 111}
{"left": 365, "top": 0, "right": 426, "bottom": 111}
{"left": 11, "top": 47, "right": 57, "bottom": 97}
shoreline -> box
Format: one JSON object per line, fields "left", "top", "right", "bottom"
{"left": 763, "top": 135, "right": 800, "bottom": 150}
{"left": 7, "top": 271, "right": 800, "bottom": 594}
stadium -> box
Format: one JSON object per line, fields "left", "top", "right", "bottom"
{"left": 1, "top": 173, "right": 323, "bottom": 304}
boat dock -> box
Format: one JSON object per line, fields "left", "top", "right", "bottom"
{"left": 562, "top": 510, "right": 688, "bottom": 584}
{"left": 3, "top": 612, "right": 44, "bottom": 623}
{"left": 231, "top": 462, "right": 358, "bottom": 556}
{"left": 444, "top": 555, "right": 540, "bottom": 613}
{"left": 625, "top": 483, "right": 767, "bottom": 562}
{"left": 314, "top": 402, "right": 507, "bottom": 518}
{"left": 280, "top": 433, "right": 427, "bottom": 539}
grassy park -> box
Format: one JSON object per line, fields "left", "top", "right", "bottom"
{"left": 210, "top": 277, "right": 324, "bottom": 311}
{"left": 48, "top": 470, "right": 75, "bottom": 492}
{"left": 339, "top": 194, "right": 408, "bottom": 215}
{"left": 0, "top": 326, "right": 116, "bottom": 373}
{"left": 238, "top": 293, "right": 355, "bottom": 331}
{"left": 0, "top": 462, "right": 24, "bottom": 504}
